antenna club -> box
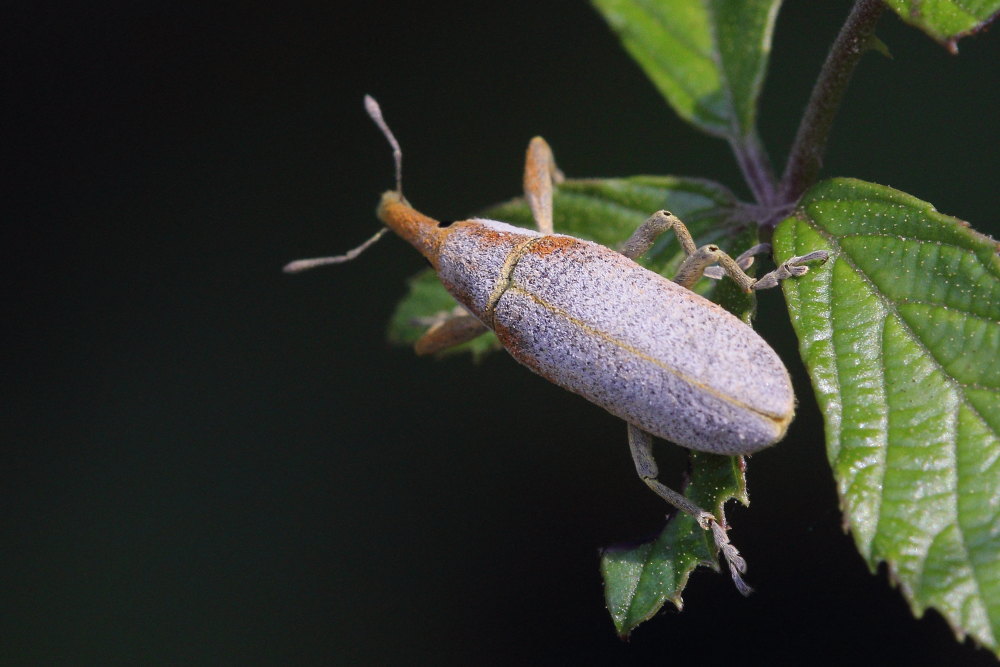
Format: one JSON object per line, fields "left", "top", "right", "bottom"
{"left": 363, "top": 94, "right": 380, "bottom": 118}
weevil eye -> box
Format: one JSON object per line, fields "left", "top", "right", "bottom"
{"left": 438, "top": 220, "right": 455, "bottom": 228}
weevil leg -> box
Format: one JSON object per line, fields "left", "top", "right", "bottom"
{"left": 703, "top": 243, "right": 770, "bottom": 280}
{"left": 413, "top": 310, "right": 488, "bottom": 356}
{"left": 627, "top": 423, "right": 752, "bottom": 596}
{"left": 620, "top": 209, "right": 752, "bottom": 282}
{"left": 620, "top": 210, "right": 697, "bottom": 260}
{"left": 523, "top": 137, "right": 564, "bottom": 235}
{"left": 619, "top": 210, "right": 828, "bottom": 291}
{"left": 675, "top": 244, "right": 829, "bottom": 292}
{"left": 674, "top": 244, "right": 756, "bottom": 290}
{"left": 610, "top": 215, "right": 766, "bottom": 289}
{"left": 627, "top": 423, "right": 714, "bottom": 526}
{"left": 749, "top": 250, "right": 830, "bottom": 291}
{"left": 711, "top": 521, "right": 753, "bottom": 596}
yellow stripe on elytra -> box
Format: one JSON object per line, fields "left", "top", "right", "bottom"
{"left": 499, "top": 282, "right": 788, "bottom": 425}
{"left": 483, "top": 236, "right": 548, "bottom": 327}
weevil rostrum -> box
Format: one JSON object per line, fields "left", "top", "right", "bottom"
{"left": 286, "top": 96, "right": 828, "bottom": 592}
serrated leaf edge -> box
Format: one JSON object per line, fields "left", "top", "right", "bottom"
{"left": 784, "top": 186, "right": 1000, "bottom": 648}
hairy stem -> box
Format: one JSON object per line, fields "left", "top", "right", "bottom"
{"left": 780, "top": 0, "right": 885, "bottom": 203}
{"left": 731, "top": 132, "right": 777, "bottom": 209}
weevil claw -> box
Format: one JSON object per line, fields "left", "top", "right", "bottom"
{"left": 750, "top": 248, "right": 830, "bottom": 291}
{"left": 710, "top": 520, "right": 753, "bottom": 596}
{"left": 788, "top": 264, "right": 810, "bottom": 277}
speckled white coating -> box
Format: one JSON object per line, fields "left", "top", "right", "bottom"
{"left": 436, "top": 218, "right": 541, "bottom": 319}
{"left": 437, "top": 221, "right": 794, "bottom": 455}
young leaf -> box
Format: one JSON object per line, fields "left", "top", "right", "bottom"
{"left": 882, "top": 0, "right": 1000, "bottom": 52}
{"left": 774, "top": 178, "right": 1000, "bottom": 655}
{"left": 389, "top": 176, "right": 746, "bottom": 356}
{"left": 601, "top": 452, "right": 748, "bottom": 638}
{"left": 591, "top": 0, "right": 781, "bottom": 141}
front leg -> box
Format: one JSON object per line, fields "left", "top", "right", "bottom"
{"left": 620, "top": 210, "right": 697, "bottom": 260}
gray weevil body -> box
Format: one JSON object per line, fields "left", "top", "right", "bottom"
{"left": 390, "top": 200, "right": 793, "bottom": 456}
{"left": 287, "top": 97, "right": 828, "bottom": 593}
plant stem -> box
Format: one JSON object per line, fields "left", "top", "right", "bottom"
{"left": 780, "top": 0, "right": 885, "bottom": 203}
{"left": 731, "top": 133, "right": 777, "bottom": 209}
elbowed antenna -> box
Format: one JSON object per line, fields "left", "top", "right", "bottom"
{"left": 282, "top": 227, "right": 389, "bottom": 273}
{"left": 364, "top": 95, "right": 403, "bottom": 200}
{"left": 283, "top": 95, "right": 403, "bottom": 274}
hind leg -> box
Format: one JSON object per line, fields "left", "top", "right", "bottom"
{"left": 627, "top": 423, "right": 751, "bottom": 595}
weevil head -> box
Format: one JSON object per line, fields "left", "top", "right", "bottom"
{"left": 376, "top": 190, "right": 449, "bottom": 269}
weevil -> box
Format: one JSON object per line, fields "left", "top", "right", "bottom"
{"left": 286, "top": 96, "right": 828, "bottom": 592}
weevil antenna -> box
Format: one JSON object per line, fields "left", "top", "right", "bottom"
{"left": 282, "top": 227, "right": 389, "bottom": 273}
{"left": 283, "top": 95, "right": 404, "bottom": 274}
{"left": 364, "top": 94, "right": 403, "bottom": 199}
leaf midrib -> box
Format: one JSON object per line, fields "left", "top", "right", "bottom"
{"left": 798, "top": 210, "right": 998, "bottom": 639}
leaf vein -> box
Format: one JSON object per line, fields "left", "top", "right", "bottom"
{"left": 833, "top": 231, "right": 1000, "bottom": 257}
{"left": 801, "top": 214, "right": 997, "bottom": 432}
{"left": 895, "top": 299, "right": 1000, "bottom": 326}
{"left": 800, "top": 212, "right": 998, "bottom": 635}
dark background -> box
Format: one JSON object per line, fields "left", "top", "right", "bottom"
{"left": 5, "top": 1, "right": 999, "bottom": 664}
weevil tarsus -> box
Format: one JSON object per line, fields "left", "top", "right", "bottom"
{"left": 751, "top": 249, "right": 831, "bottom": 290}
{"left": 712, "top": 521, "right": 753, "bottom": 596}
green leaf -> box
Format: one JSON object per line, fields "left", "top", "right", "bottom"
{"left": 388, "top": 176, "right": 748, "bottom": 356}
{"left": 591, "top": 0, "right": 782, "bottom": 140}
{"left": 774, "top": 178, "right": 1000, "bottom": 655}
{"left": 883, "top": 0, "right": 1000, "bottom": 51}
{"left": 601, "top": 452, "right": 748, "bottom": 638}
